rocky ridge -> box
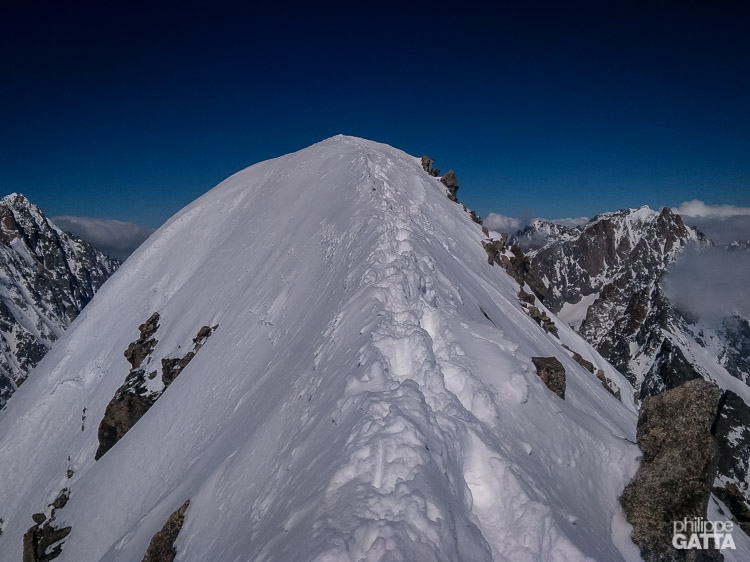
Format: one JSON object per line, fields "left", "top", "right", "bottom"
{"left": 0, "top": 194, "right": 118, "bottom": 409}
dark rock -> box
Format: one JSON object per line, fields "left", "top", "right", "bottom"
{"left": 570, "top": 351, "right": 594, "bottom": 373}
{"left": 23, "top": 520, "right": 72, "bottom": 562}
{"left": 531, "top": 357, "right": 566, "bottom": 399}
{"left": 640, "top": 339, "right": 702, "bottom": 400}
{"left": 482, "top": 235, "right": 507, "bottom": 265}
{"left": 712, "top": 390, "right": 750, "bottom": 535}
{"left": 481, "top": 226, "right": 490, "bottom": 238}
{"left": 596, "top": 369, "right": 622, "bottom": 401}
{"left": 142, "top": 500, "right": 190, "bottom": 562}
{"left": 50, "top": 489, "right": 69, "bottom": 510}
{"left": 440, "top": 171, "right": 459, "bottom": 202}
{"left": 96, "top": 320, "right": 216, "bottom": 460}
{"left": 96, "top": 390, "right": 158, "bottom": 460}
{"left": 66, "top": 470, "right": 73, "bottom": 479}
{"left": 420, "top": 156, "right": 434, "bottom": 174}
{"left": 620, "top": 379, "right": 722, "bottom": 561}
{"left": 31, "top": 513, "right": 46, "bottom": 525}
{"left": 469, "top": 210, "right": 482, "bottom": 224}
{"left": 124, "top": 313, "right": 160, "bottom": 369}
{"left": 526, "top": 306, "right": 559, "bottom": 337}
{"left": 518, "top": 289, "right": 536, "bottom": 305}
{"left": 0, "top": 194, "right": 118, "bottom": 409}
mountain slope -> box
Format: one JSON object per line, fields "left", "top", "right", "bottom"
{"left": 0, "top": 136, "right": 644, "bottom": 561}
{"left": 0, "top": 194, "right": 118, "bottom": 409}
{"left": 516, "top": 207, "right": 750, "bottom": 542}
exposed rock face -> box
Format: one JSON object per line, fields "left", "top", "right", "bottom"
{"left": 0, "top": 194, "right": 118, "bottom": 409}
{"left": 515, "top": 206, "right": 707, "bottom": 387}
{"left": 713, "top": 390, "right": 750, "bottom": 535}
{"left": 620, "top": 379, "right": 722, "bottom": 561}
{"left": 23, "top": 521, "right": 71, "bottom": 562}
{"left": 440, "top": 170, "right": 459, "bottom": 202}
{"left": 640, "top": 338, "right": 702, "bottom": 399}
{"left": 142, "top": 500, "right": 190, "bottom": 562}
{"left": 95, "top": 317, "right": 216, "bottom": 460}
{"left": 482, "top": 237, "right": 547, "bottom": 299}
{"left": 531, "top": 356, "right": 565, "bottom": 399}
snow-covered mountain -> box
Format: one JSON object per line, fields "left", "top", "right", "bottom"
{"left": 514, "top": 206, "right": 750, "bottom": 541}
{"left": 0, "top": 194, "right": 118, "bottom": 409}
{"left": 0, "top": 136, "right": 652, "bottom": 561}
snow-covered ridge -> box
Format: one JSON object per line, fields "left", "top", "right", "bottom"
{"left": 0, "top": 136, "right": 640, "bottom": 561}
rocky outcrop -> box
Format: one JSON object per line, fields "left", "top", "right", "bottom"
{"left": 440, "top": 170, "right": 459, "bottom": 202}
{"left": 525, "top": 306, "right": 558, "bottom": 337}
{"left": 0, "top": 194, "right": 118, "bottom": 409}
{"left": 420, "top": 156, "right": 440, "bottom": 177}
{"left": 142, "top": 500, "right": 190, "bottom": 562}
{"left": 482, "top": 236, "right": 547, "bottom": 299}
{"left": 96, "top": 317, "right": 216, "bottom": 460}
{"left": 620, "top": 379, "right": 722, "bottom": 561}
{"left": 640, "top": 339, "right": 702, "bottom": 400}
{"left": 713, "top": 390, "right": 750, "bottom": 535}
{"left": 22, "top": 486, "right": 73, "bottom": 562}
{"left": 531, "top": 357, "right": 565, "bottom": 399}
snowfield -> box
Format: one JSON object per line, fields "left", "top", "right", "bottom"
{"left": 0, "top": 136, "right": 664, "bottom": 560}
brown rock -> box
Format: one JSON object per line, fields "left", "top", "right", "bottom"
{"left": 142, "top": 500, "right": 190, "bottom": 562}
{"left": 531, "top": 357, "right": 566, "bottom": 399}
{"left": 620, "top": 379, "right": 722, "bottom": 561}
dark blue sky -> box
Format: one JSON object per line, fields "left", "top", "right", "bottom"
{"left": 2, "top": 1, "right": 749, "bottom": 227}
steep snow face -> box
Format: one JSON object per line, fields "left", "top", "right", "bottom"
{"left": 0, "top": 194, "right": 118, "bottom": 408}
{"left": 0, "top": 136, "right": 640, "bottom": 561}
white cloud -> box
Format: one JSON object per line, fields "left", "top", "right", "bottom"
{"left": 483, "top": 213, "right": 523, "bottom": 233}
{"left": 483, "top": 213, "right": 588, "bottom": 233}
{"left": 51, "top": 215, "right": 156, "bottom": 261}
{"left": 674, "top": 199, "right": 750, "bottom": 218}
{"left": 662, "top": 245, "right": 750, "bottom": 323}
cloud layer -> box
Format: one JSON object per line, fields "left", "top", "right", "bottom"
{"left": 662, "top": 245, "right": 750, "bottom": 323}
{"left": 674, "top": 200, "right": 750, "bottom": 218}
{"left": 483, "top": 213, "right": 588, "bottom": 234}
{"left": 672, "top": 200, "right": 750, "bottom": 245}
{"left": 52, "top": 215, "right": 156, "bottom": 261}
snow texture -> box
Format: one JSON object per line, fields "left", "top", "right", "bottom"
{"left": 0, "top": 136, "right": 643, "bottom": 561}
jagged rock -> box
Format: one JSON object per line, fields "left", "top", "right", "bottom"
{"left": 96, "top": 320, "right": 216, "bottom": 460}
{"left": 481, "top": 235, "right": 507, "bottom": 265}
{"left": 596, "top": 369, "right": 622, "bottom": 401}
{"left": 469, "top": 209, "right": 482, "bottom": 224}
{"left": 96, "top": 391, "right": 158, "bottom": 460}
{"left": 640, "top": 339, "right": 702, "bottom": 400}
{"left": 420, "top": 156, "right": 433, "bottom": 174}
{"left": 531, "top": 357, "right": 565, "bottom": 399}
{"left": 440, "top": 170, "right": 459, "bottom": 202}
{"left": 570, "top": 351, "right": 594, "bottom": 373}
{"left": 481, "top": 226, "right": 489, "bottom": 237}
{"left": 23, "top": 518, "right": 72, "bottom": 562}
{"left": 50, "top": 489, "right": 69, "bottom": 510}
{"left": 712, "top": 390, "right": 750, "bottom": 535}
{"left": 517, "top": 206, "right": 721, "bottom": 391}
{"left": 142, "top": 500, "right": 190, "bottom": 562}
{"left": 518, "top": 289, "right": 536, "bottom": 305}
{"left": 0, "top": 194, "right": 118, "bottom": 409}
{"left": 620, "top": 379, "right": 722, "bottom": 561}
{"left": 526, "top": 306, "right": 559, "bottom": 337}
{"left": 124, "top": 313, "right": 160, "bottom": 369}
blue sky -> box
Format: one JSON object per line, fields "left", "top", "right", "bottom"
{"left": 2, "top": 1, "right": 749, "bottom": 228}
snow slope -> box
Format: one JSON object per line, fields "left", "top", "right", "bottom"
{"left": 0, "top": 136, "right": 642, "bottom": 561}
